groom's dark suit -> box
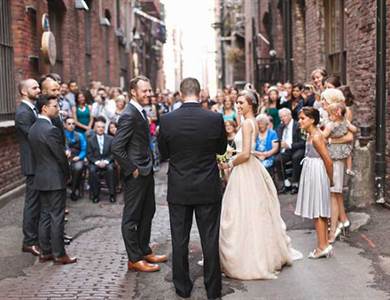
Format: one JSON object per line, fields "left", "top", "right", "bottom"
{"left": 111, "top": 102, "right": 155, "bottom": 263}
{"left": 158, "top": 102, "right": 227, "bottom": 299}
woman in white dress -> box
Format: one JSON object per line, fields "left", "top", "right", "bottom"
{"left": 219, "top": 90, "right": 302, "bottom": 280}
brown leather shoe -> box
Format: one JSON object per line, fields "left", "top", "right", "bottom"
{"left": 128, "top": 260, "right": 160, "bottom": 272}
{"left": 144, "top": 253, "right": 168, "bottom": 263}
{"left": 22, "top": 245, "right": 40, "bottom": 256}
{"left": 53, "top": 254, "right": 77, "bottom": 265}
{"left": 39, "top": 254, "right": 54, "bottom": 263}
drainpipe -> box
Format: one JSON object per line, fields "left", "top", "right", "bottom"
{"left": 375, "top": 0, "right": 387, "bottom": 205}
{"left": 220, "top": 0, "right": 226, "bottom": 88}
{"left": 283, "top": 0, "right": 293, "bottom": 82}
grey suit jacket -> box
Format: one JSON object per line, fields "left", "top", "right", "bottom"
{"left": 111, "top": 103, "right": 153, "bottom": 177}
{"left": 15, "top": 101, "right": 37, "bottom": 176}
{"left": 28, "top": 118, "right": 70, "bottom": 191}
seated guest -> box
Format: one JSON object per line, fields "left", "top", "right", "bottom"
{"left": 87, "top": 119, "right": 116, "bottom": 203}
{"left": 254, "top": 114, "right": 279, "bottom": 175}
{"left": 64, "top": 117, "right": 87, "bottom": 201}
{"left": 276, "top": 108, "right": 306, "bottom": 194}
{"left": 108, "top": 121, "right": 118, "bottom": 136}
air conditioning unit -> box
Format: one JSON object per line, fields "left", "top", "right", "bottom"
{"left": 75, "top": 0, "right": 89, "bottom": 11}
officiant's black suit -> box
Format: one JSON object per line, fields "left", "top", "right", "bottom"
{"left": 111, "top": 102, "right": 155, "bottom": 263}
{"left": 15, "top": 101, "right": 40, "bottom": 247}
{"left": 158, "top": 102, "right": 227, "bottom": 299}
{"left": 28, "top": 118, "right": 70, "bottom": 258}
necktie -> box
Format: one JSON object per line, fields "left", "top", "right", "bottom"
{"left": 33, "top": 107, "right": 38, "bottom": 117}
{"left": 141, "top": 109, "right": 147, "bottom": 120}
{"left": 98, "top": 136, "right": 104, "bottom": 154}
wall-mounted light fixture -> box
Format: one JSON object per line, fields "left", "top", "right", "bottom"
{"left": 75, "top": 0, "right": 89, "bottom": 11}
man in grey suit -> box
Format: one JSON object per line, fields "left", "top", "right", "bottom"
{"left": 28, "top": 95, "right": 76, "bottom": 264}
{"left": 15, "top": 79, "right": 41, "bottom": 256}
{"left": 112, "top": 76, "right": 167, "bottom": 273}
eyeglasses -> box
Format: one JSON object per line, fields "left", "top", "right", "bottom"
{"left": 66, "top": 123, "right": 75, "bottom": 126}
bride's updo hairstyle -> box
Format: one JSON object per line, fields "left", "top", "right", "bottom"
{"left": 301, "top": 106, "right": 320, "bottom": 126}
{"left": 238, "top": 89, "right": 259, "bottom": 113}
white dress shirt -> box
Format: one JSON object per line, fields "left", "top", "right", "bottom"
{"left": 282, "top": 119, "right": 294, "bottom": 151}
{"left": 22, "top": 99, "right": 38, "bottom": 117}
{"left": 130, "top": 99, "right": 146, "bottom": 119}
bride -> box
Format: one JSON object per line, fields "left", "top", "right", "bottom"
{"left": 219, "top": 90, "right": 302, "bottom": 280}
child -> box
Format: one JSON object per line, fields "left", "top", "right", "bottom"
{"left": 322, "top": 102, "right": 357, "bottom": 175}
{"left": 295, "top": 107, "right": 334, "bottom": 259}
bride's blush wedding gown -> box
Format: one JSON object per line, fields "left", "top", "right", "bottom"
{"left": 219, "top": 119, "right": 302, "bottom": 280}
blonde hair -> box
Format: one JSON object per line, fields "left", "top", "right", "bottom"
{"left": 328, "top": 102, "right": 346, "bottom": 117}
{"left": 321, "top": 88, "right": 345, "bottom": 104}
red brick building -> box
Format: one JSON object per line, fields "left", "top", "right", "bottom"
{"left": 0, "top": 0, "right": 165, "bottom": 196}
{"left": 215, "top": 0, "right": 389, "bottom": 204}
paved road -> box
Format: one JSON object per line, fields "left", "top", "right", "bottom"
{"left": 0, "top": 163, "right": 389, "bottom": 299}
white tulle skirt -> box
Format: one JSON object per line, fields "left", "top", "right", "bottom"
{"left": 219, "top": 156, "right": 302, "bottom": 280}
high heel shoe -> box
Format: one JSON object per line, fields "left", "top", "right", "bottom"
{"left": 308, "top": 245, "right": 333, "bottom": 259}
{"left": 329, "top": 225, "right": 342, "bottom": 244}
{"left": 341, "top": 220, "right": 351, "bottom": 236}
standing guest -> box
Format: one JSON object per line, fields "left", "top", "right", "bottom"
{"left": 276, "top": 108, "right": 306, "bottom": 194}
{"left": 158, "top": 77, "right": 226, "bottom": 299}
{"left": 265, "top": 86, "right": 281, "bottom": 129}
{"left": 108, "top": 121, "right": 118, "bottom": 136}
{"left": 91, "top": 87, "right": 116, "bottom": 125}
{"left": 87, "top": 119, "right": 116, "bottom": 203}
{"left": 15, "top": 79, "right": 41, "bottom": 257}
{"left": 290, "top": 83, "right": 304, "bottom": 121}
{"left": 311, "top": 68, "right": 327, "bottom": 95}
{"left": 278, "top": 82, "right": 293, "bottom": 109}
{"left": 324, "top": 74, "right": 341, "bottom": 89}
{"left": 59, "top": 83, "right": 72, "bottom": 119}
{"left": 222, "top": 95, "right": 240, "bottom": 126}
{"left": 73, "top": 91, "right": 93, "bottom": 136}
{"left": 254, "top": 114, "right": 279, "bottom": 175}
{"left": 262, "top": 82, "right": 270, "bottom": 96}
{"left": 225, "top": 120, "right": 237, "bottom": 149}
{"left": 112, "top": 75, "right": 167, "bottom": 273}
{"left": 65, "top": 80, "right": 78, "bottom": 107}
{"left": 28, "top": 95, "right": 76, "bottom": 264}
{"left": 301, "top": 84, "right": 316, "bottom": 107}
{"left": 211, "top": 90, "right": 224, "bottom": 113}
{"left": 113, "top": 95, "right": 127, "bottom": 122}
{"left": 172, "top": 91, "right": 183, "bottom": 111}
{"left": 64, "top": 117, "right": 87, "bottom": 201}
{"left": 295, "top": 107, "right": 333, "bottom": 259}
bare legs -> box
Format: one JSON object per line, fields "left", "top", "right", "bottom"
{"left": 329, "top": 192, "right": 349, "bottom": 242}
{"left": 314, "top": 217, "right": 329, "bottom": 250}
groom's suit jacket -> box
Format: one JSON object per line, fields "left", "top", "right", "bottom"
{"left": 158, "top": 102, "right": 227, "bottom": 205}
{"left": 111, "top": 102, "right": 153, "bottom": 177}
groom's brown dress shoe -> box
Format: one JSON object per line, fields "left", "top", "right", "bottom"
{"left": 53, "top": 254, "right": 77, "bottom": 265}
{"left": 22, "top": 245, "right": 40, "bottom": 256}
{"left": 39, "top": 254, "right": 54, "bottom": 263}
{"left": 144, "top": 253, "right": 168, "bottom": 263}
{"left": 128, "top": 260, "right": 160, "bottom": 272}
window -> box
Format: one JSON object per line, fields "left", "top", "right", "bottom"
{"left": 0, "top": 0, "right": 16, "bottom": 121}
{"left": 324, "top": 0, "right": 346, "bottom": 82}
{"left": 48, "top": 0, "right": 65, "bottom": 76}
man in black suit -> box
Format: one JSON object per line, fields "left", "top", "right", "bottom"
{"left": 87, "top": 119, "right": 116, "bottom": 203}
{"left": 28, "top": 95, "right": 77, "bottom": 264}
{"left": 112, "top": 76, "right": 167, "bottom": 273}
{"left": 276, "top": 107, "right": 306, "bottom": 194}
{"left": 15, "top": 79, "right": 41, "bottom": 256}
{"left": 158, "top": 78, "right": 227, "bottom": 300}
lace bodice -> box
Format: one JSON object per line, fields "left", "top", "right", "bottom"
{"left": 305, "top": 142, "right": 321, "bottom": 158}
{"left": 234, "top": 119, "right": 257, "bottom": 153}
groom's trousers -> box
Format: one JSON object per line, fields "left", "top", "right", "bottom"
{"left": 168, "top": 202, "right": 222, "bottom": 299}
{"left": 122, "top": 173, "right": 155, "bottom": 262}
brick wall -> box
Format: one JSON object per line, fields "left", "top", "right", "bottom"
{"left": 291, "top": 0, "right": 306, "bottom": 82}
{"left": 0, "top": 127, "right": 24, "bottom": 196}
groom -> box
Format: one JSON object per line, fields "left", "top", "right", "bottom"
{"left": 158, "top": 78, "right": 227, "bottom": 299}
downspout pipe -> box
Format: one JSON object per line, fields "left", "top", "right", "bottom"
{"left": 375, "top": 0, "right": 387, "bottom": 204}
{"left": 283, "top": 0, "right": 293, "bottom": 82}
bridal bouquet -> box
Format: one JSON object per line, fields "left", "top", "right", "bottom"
{"left": 217, "top": 145, "right": 236, "bottom": 183}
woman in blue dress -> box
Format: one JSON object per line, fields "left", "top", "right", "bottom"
{"left": 254, "top": 114, "right": 279, "bottom": 176}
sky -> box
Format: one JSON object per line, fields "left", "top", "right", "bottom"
{"left": 162, "top": 0, "right": 217, "bottom": 95}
